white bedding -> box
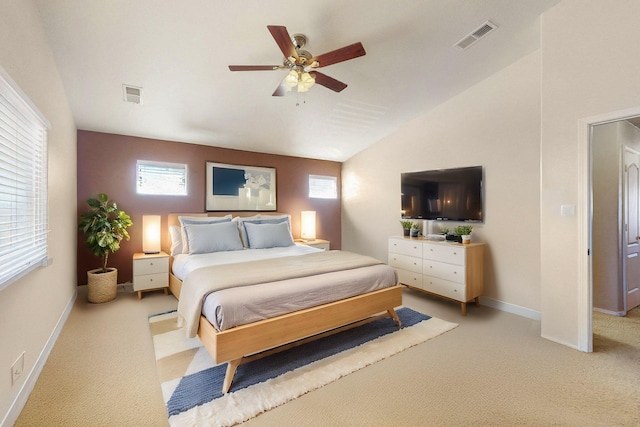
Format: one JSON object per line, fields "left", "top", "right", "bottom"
{"left": 173, "top": 246, "right": 398, "bottom": 333}
{"left": 171, "top": 243, "right": 321, "bottom": 280}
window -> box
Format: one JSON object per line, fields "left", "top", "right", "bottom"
{"left": 309, "top": 174, "right": 338, "bottom": 199}
{"left": 0, "top": 68, "right": 50, "bottom": 290}
{"left": 136, "top": 160, "right": 187, "bottom": 195}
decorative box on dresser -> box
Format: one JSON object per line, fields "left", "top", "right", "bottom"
{"left": 388, "top": 236, "right": 485, "bottom": 315}
{"left": 133, "top": 251, "right": 169, "bottom": 299}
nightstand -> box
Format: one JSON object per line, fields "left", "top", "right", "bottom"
{"left": 295, "top": 239, "right": 330, "bottom": 251}
{"left": 133, "top": 251, "right": 169, "bottom": 299}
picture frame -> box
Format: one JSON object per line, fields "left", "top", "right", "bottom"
{"left": 205, "top": 162, "right": 276, "bottom": 211}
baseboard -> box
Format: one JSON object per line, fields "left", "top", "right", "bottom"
{"left": 478, "top": 296, "right": 541, "bottom": 321}
{"left": 1, "top": 290, "right": 77, "bottom": 427}
{"left": 593, "top": 307, "right": 625, "bottom": 316}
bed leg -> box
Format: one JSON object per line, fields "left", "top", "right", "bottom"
{"left": 222, "top": 358, "right": 242, "bottom": 394}
{"left": 388, "top": 308, "right": 402, "bottom": 328}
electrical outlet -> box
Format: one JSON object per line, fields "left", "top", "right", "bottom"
{"left": 11, "top": 352, "right": 25, "bottom": 386}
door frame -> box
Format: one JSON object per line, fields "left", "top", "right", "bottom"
{"left": 579, "top": 105, "right": 640, "bottom": 352}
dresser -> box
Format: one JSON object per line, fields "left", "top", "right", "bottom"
{"left": 388, "top": 236, "right": 484, "bottom": 315}
{"left": 133, "top": 252, "right": 169, "bottom": 299}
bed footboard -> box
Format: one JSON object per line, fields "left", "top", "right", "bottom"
{"left": 197, "top": 284, "right": 403, "bottom": 393}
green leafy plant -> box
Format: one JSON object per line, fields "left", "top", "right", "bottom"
{"left": 439, "top": 225, "right": 450, "bottom": 235}
{"left": 454, "top": 225, "right": 473, "bottom": 236}
{"left": 79, "top": 193, "right": 133, "bottom": 272}
{"left": 400, "top": 220, "right": 413, "bottom": 229}
{"left": 411, "top": 222, "right": 420, "bottom": 230}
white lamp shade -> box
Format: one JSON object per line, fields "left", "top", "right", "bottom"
{"left": 142, "top": 215, "right": 161, "bottom": 254}
{"left": 301, "top": 211, "right": 316, "bottom": 240}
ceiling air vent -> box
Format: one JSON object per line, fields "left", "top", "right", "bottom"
{"left": 123, "top": 84, "right": 143, "bottom": 104}
{"left": 454, "top": 21, "right": 498, "bottom": 50}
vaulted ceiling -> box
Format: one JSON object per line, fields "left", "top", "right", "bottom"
{"left": 34, "top": 0, "right": 559, "bottom": 162}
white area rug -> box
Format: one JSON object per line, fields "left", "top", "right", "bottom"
{"left": 149, "top": 308, "right": 457, "bottom": 427}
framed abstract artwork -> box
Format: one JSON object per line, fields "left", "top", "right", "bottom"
{"left": 205, "top": 162, "right": 276, "bottom": 211}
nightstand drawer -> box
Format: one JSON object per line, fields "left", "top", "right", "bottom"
{"left": 133, "top": 272, "right": 168, "bottom": 291}
{"left": 133, "top": 257, "right": 168, "bottom": 276}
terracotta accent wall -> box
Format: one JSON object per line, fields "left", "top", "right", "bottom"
{"left": 77, "top": 131, "right": 341, "bottom": 285}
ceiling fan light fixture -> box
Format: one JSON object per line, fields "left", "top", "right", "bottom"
{"left": 284, "top": 70, "right": 299, "bottom": 88}
{"left": 300, "top": 72, "right": 315, "bottom": 90}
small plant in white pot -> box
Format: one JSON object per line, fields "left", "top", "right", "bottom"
{"left": 410, "top": 222, "right": 421, "bottom": 237}
{"left": 79, "top": 193, "right": 133, "bottom": 303}
{"left": 454, "top": 225, "right": 473, "bottom": 244}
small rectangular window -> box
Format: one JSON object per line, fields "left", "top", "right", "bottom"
{"left": 137, "top": 160, "right": 187, "bottom": 195}
{"left": 309, "top": 175, "right": 337, "bottom": 199}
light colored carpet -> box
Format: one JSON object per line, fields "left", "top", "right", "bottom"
{"left": 14, "top": 286, "right": 640, "bottom": 426}
{"left": 150, "top": 308, "right": 456, "bottom": 426}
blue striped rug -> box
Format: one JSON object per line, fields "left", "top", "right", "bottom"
{"left": 149, "top": 307, "right": 457, "bottom": 426}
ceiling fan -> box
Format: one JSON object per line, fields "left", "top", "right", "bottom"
{"left": 229, "top": 25, "right": 366, "bottom": 96}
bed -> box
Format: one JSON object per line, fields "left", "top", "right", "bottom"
{"left": 166, "top": 212, "right": 403, "bottom": 393}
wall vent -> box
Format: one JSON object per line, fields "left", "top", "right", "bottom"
{"left": 454, "top": 21, "right": 498, "bottom": 50}
{"left": 123, "top": 84, "right": 143, "bottom": 104}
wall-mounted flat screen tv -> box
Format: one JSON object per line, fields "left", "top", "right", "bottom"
{"left": 401, "top": 166, "right": 483, "bottom": 222}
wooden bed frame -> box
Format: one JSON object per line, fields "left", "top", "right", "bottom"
{"left": 166, "top": 213, "right": 403, "bottom": 393}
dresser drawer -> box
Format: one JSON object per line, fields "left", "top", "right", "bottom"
{"left": 133, "top": 257, "right": 168, "bottom": 276}
{"left": 423, "top": 243, "right": 465, "bottom": 266}
{"left": 422, "top": 275, "right": 466, "bottom": 302}
{"left": 388, "top": 238, "right": 423, "bottom": 257}
{"left": 389, "top": 253, "right": 422, "bottom": 274}
{"left": 423, "top": 259, "right": 465, "bottom": 284}
{"left": 396, "top": 269, "right": 422, "bottom": 287}
{"left": 133, "top": 272, "right": 168, "bottom": 291}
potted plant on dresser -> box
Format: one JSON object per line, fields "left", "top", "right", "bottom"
{"left": 79, "top": 193, "right": 133, "bottom": 303}
{"left": 400, "top": 220, "right": 413, "bottom": 236}
{"left": 454, "top": 225, "right": 473, "bottom": 244}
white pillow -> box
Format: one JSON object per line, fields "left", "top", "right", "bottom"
{"left": 182, "top": 221, "right": 243, "bottom": 254}
{"left": 243, "top": 221, "right": 295, "bottom": 249}
{"left": 169, "top": 225, "right": 183, "bottom": 256}
{"left": 179, "top": 215, "right": 232, "bottom": 254}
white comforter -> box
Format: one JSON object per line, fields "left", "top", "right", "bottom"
{"left": 175, "top": 248, "right": 398, "bottom": 337}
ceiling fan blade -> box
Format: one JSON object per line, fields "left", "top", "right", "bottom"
{"left": 311, "top": 42, "right": 366, "bottom": 68}
{"left": 311, "top": 72, "right": 348, "bottom": 92}
{"left": 229, "top": 65, "right": 281, "bottom": 71}
{"left": 272, "top": 84, "right": 289, "bottom": 97}
{"left": 267, "top": 25, "right": 299, "bottom": 62}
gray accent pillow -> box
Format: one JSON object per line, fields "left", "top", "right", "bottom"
{"left": 244, "top": 221, "right": 295, "bottom": 249}
{"left": 183, "top": 221, "right": 243, "bottom": 254}
{"left": 178, "top": 215, "right": 231, "bottom": 254}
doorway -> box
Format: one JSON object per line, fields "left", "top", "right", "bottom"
{"left": 587, "top": 111, "right": 640, "bottom": 352}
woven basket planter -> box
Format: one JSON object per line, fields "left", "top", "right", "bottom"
{"left": 87, "top": 268, "right": 118, "bottom": 303}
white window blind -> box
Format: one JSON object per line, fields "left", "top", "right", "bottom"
{"left": 0, "top": 69, "right": 50, "bottom": 290}
{"left": 309, "top": 174, "right": 338, "bottom": 199}
{"left": 136, "top": 160, "right": 187, "bottom": 195}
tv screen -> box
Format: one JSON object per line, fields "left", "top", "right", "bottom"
{"left": 401, "top": 166, "right": 483, "bottom": 222}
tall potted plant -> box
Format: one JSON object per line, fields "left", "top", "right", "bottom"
{"left": 79, "top": 193, "right": 133, "bottom": 303}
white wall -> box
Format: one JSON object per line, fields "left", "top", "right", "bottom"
{"left": 540, "top": 0, "right": 640, "bottom": 349}
{"left": 343, "top": 50, "right": 542, "bottom": 315}
{"left": 0, "top": 1, "right": 77, "bottom": 424}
